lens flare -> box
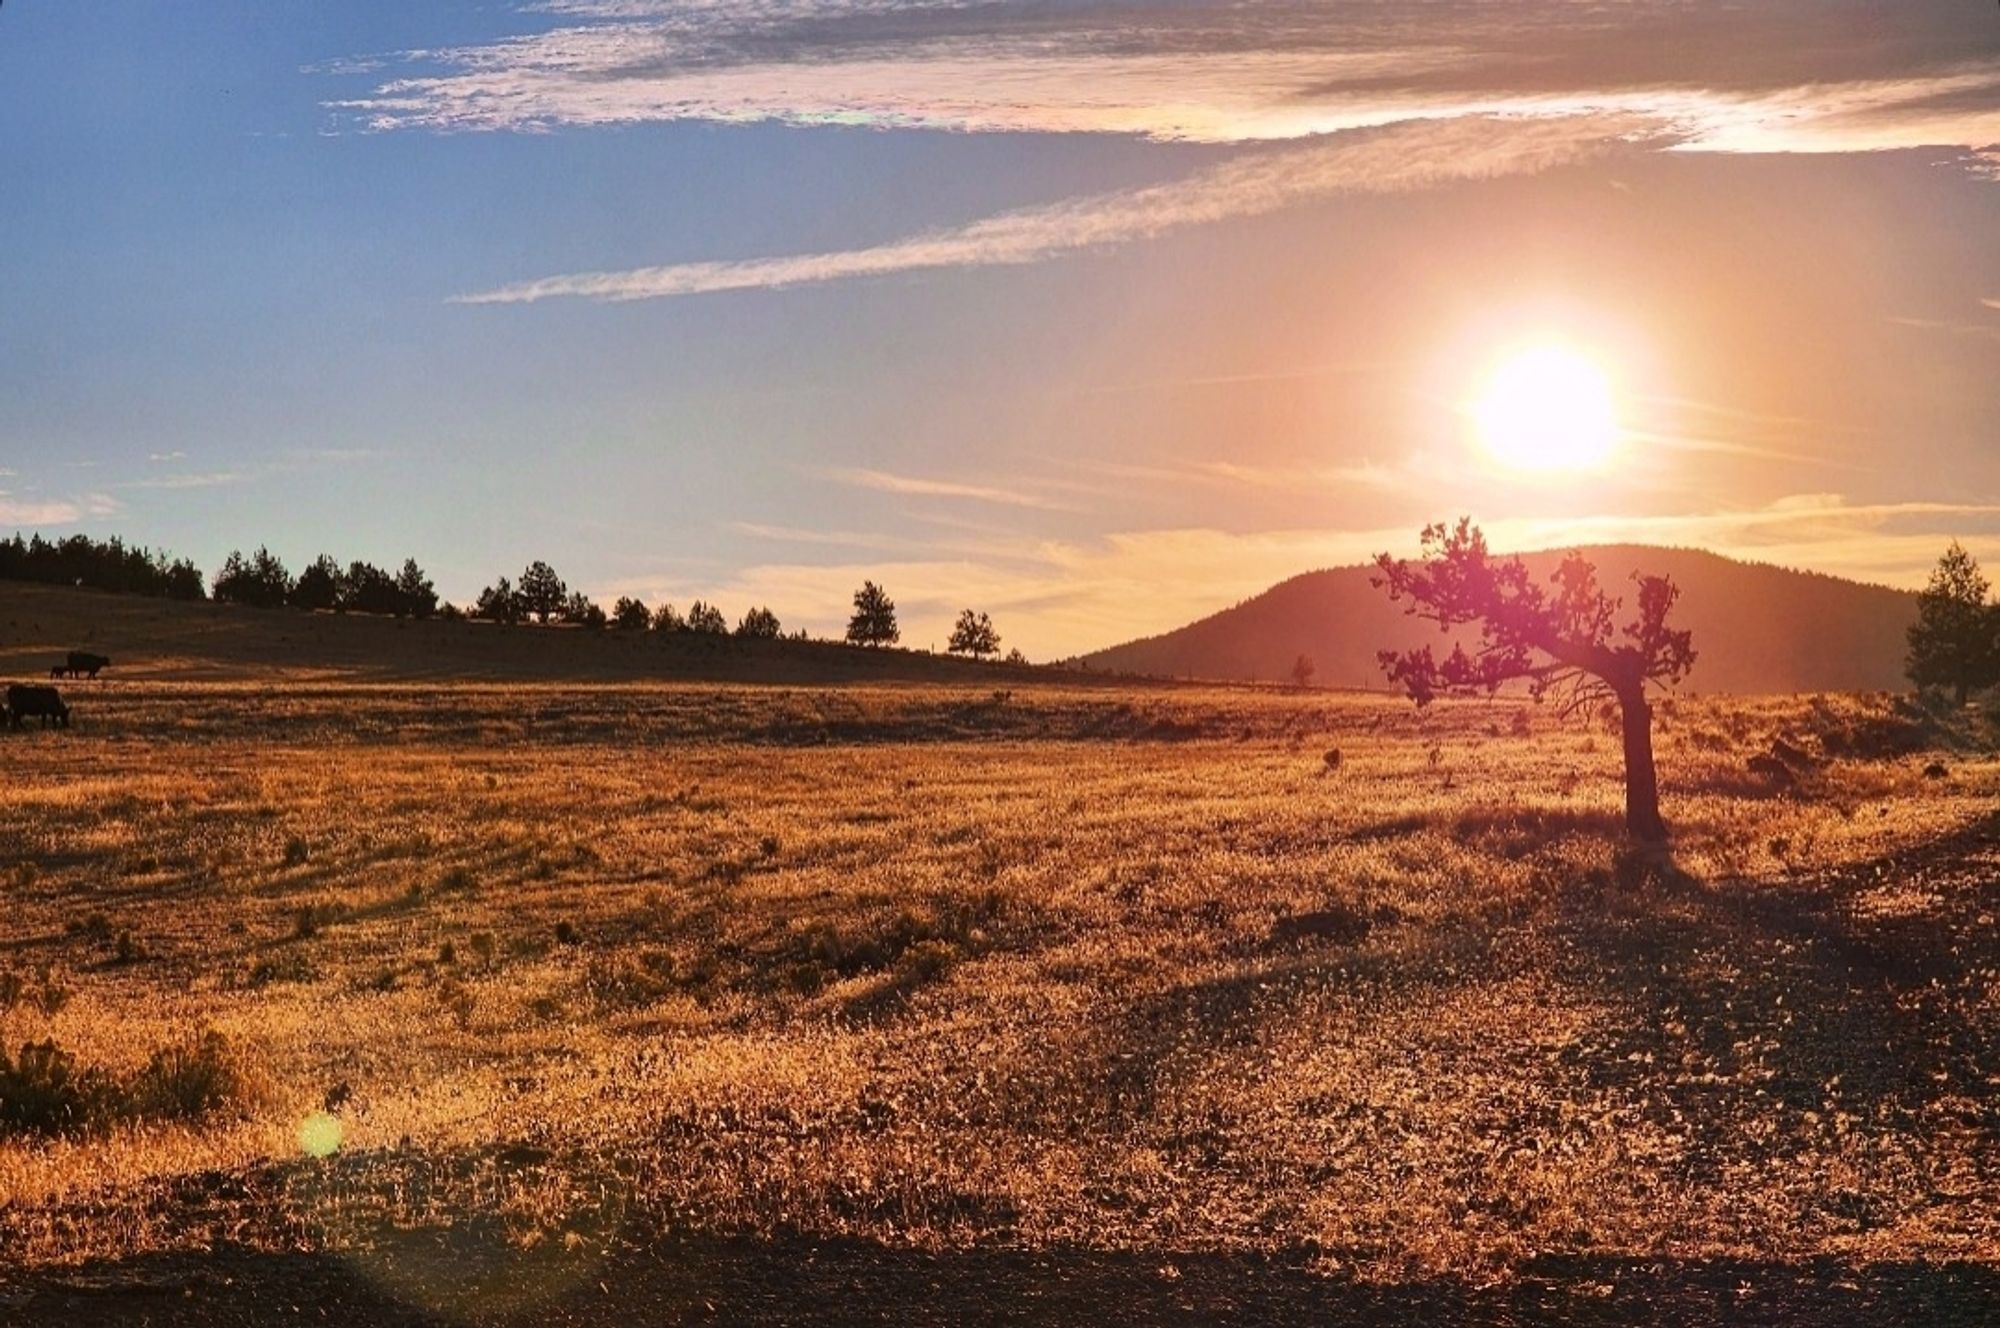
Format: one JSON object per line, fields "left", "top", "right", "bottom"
{"left": 298, "top": 1111, "right": 344, "bottom": 1158}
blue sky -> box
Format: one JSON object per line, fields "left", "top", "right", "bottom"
{"left": 3, "top": 1, "right": 1999, "bottom": 655}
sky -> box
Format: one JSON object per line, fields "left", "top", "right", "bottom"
{"left": 2, "top": 0, "right": 1998, "bottom": 657}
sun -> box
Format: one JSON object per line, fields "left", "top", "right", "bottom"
{"left": 1472, "top": 344, "right": 1618, "bottom": 472}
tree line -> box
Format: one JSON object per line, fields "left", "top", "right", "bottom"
{"left": 0, "top": 533, "right": 205, "bottom": 601}
{"left": 180, "top": 546, "right": 1026, "bottom": 660}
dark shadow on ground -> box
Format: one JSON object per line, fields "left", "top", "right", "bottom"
{"left": 7, "top": 1234, "right": 1999, "bottom": 1327}
{"left": 1557, "top": 814, "right": 2000, "bottom": 1186}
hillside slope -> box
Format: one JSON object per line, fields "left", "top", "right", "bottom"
{"left": 0, "top": 583, "right": 1043, "bottom": 685}
{"left": 1084, "top": 546, "right": 1919, "bottom": 695}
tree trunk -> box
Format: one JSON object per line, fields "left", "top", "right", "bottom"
{"left": 1617, "top": 686, "right": 1669, "bottom": 844}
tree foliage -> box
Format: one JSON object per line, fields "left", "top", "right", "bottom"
{"left": 1907, "top": 542, "right": 1999, "bottom": 704}
{"left": 1289, "top": 653, "right": 1316, "bottom": 689}
{"left": 947, "top": 609, "right": 1000, "bottom": 659}
{"left": 0, "top": 533, "right": 204, "bottom": 601}
{"left": 651, "top": 602, "right": 685, "bottom": 633}
{"left": 736, "top": 606, "right": 782, "bottom": 639}
{"left": 515, "top": 561, "right": 567, "bottom": 624}
{"left": 474, "top": 577, "right": 521, "bottom": 624}
{"left": 212, "top": 547, "right": 294, "bottom": 608}
{"left": 686, "top": 601, "right": 728, "bottom": 634}
{"left": 1374, "top": 519, "right": 1695, "bottom": 843}
{"left": 611, "top": 596, "right": 650, "bottom": 630}
{"left": 291, "top": 555, "right": 343, "bottom": 612}
{"left": 847, "top": 581, "right": 899, "bottom": 647}
{"left": 395, "top": 558, "right": 439, "bottom": 619}
{"left": 564, "top": 590, "right": 607, "bottom": 629}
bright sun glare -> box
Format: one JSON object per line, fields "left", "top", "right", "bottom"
{"left": 1472, "top": 344, "right": 1618, "bottom": 472}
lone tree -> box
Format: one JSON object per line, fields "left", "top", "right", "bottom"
{"left": 1907, "top": 542, "right": 1999, "bottom": 705}
{"left": 947, "top": 609, "right": 1000, "bottom": 659}
{"left": 847, "top": 581, "right": 899, "bottom": 647}
{"left": 1289, "top": 653, "right": 1316, "bottom": 689}
{"left": 515, "top": 560, "right": 567, "bottom": 624}
{"left": 1373, "top": 519, "right": 1695, "bottom": 844}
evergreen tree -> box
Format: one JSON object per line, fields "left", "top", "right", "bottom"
{"left": 846, "top": 581, "right": 899, "bottom": 647}
{"left": 612, "top": 596, "right": 651, "bottom": 630}
{"left": 343, "top": 560, "right": 401, "bottom": 615}
{"left": 212, "top": 546, "right": 293, "bottom": 608}
{"left": 395, "top": 558, "right": 439, "bottom": 619}
{"left": 686, "top": 600, "right": 728, "bottom": 634}
{"left": 516, "top": 560, "right": 567, "bottom": 623}
{"left": 1907, "top": 542, "right": 2000, "bottom": 704}
{"left": 474, "top": 577, "right": 521, "bottom": 624}
{"left": 291, "top": 555, "right": 343, "bottom": 612}
{"left": 736, "top": 606, "right": 781, "bottom": 638}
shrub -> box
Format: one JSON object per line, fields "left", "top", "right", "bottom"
{"left": 0, "top": 1041, "right": 113, "bottom": 1136}
{"left": 128, "top": 1031, "right": 262, "bottom": 1123}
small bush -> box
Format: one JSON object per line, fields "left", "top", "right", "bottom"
{"left": 0, "top": 1032, "right": 259, "bottom": 1138}
{"left": 0, "top": 1041, "right": 113, "bottom": 1136}
{"left": 127, "top": 1031, "right": 262, "bottom": 1124}
{"left": 282, "top": 836, "right": 310, "bottom": 868}
{"left": 67, "top": 912, "right": 113, "bottom": 943}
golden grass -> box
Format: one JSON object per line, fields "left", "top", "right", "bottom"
{"left": 0, "top": 681, "right": 1994, "bottom": 1277}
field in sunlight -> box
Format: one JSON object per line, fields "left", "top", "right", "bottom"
{"left": 1, "top": 681, "right": 1997, "bottom": 1319}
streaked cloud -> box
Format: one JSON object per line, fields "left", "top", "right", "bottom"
{"left": 333, "top": 0, "right": 2000, "bottom": 155}
{"left": 456, "top": 113, "right": 1647, "bottom": 303}
{"left": 116, "top": 471, "right": 252, "bottom": 492}
{"left": 820, "top": 466, "right": 1078, "bottom": 511}
{"left": 147, "top": 450, "right": 189, "bottom": 464}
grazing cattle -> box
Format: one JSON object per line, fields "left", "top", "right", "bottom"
{"left": 66, "top": 652, "right": 111, "bottom": 679}
{"left": 6, "top": 685, "right": 70, "bottom": 730}
{"left": 48, "top": 666, "right": 68, "bottom": 679}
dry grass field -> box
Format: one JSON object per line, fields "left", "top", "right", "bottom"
{"left": 1, "top": 674, "right": 1997, "bottom": 1323}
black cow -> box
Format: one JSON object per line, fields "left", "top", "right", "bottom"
{"left": 66, "top": 652, "right": 111, "bottom": 679}
{"left": 7, "top": 685, "right": 70, "bottom": 730}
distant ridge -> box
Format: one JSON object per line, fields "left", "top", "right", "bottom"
{"left": 1083, "top": 545, "right": 1919, "bottom": 695}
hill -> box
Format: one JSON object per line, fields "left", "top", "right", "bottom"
{"left": 1083, "top": 545, "right": 1919, "bottom": 695}
{"left": 0, "top": 582, "right": 1044, "bottom": 685}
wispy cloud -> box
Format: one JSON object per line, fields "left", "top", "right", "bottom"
{"left": 116, "top": 471, "right": 251, "bottom": 492}
{"left": 147, "top": 450, "right": 189, "bottom": 464}
{"left": 820, "top": 466, "right": 1080, "bottom": 511}
{"left": 331, "top": 0, "right": 2000, "bottom": 155}
{"left": 0, "top": 493, "right": 122, "bottom": 526}
{"left": 456, "top": 113, "right": 1647, "bottom": 303}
